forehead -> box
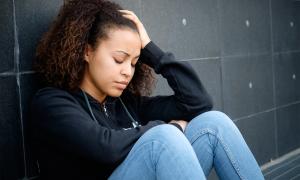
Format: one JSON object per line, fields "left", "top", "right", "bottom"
{"left": 99, "top": 28, "right": 141, "bottom": 56}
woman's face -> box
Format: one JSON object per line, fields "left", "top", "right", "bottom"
{"left": 81, "top": 28, "right": 142, "bottom": 102}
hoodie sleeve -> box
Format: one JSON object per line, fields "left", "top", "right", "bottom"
{"left": 132, "top": 41, "right": 213, "bottom": 124}
{"left": 30, "top": 88, "right": 164, "bottom": 166}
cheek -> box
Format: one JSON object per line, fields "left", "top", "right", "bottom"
{"left": 93, "top": 55, "right": 113, "bottom": 70}
{"left": 89, "top": 57, "right": 114, "bottom": 80}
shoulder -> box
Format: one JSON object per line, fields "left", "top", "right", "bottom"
{"left": 35, "top": 86, "right": 65, "bottom": 95}
{"left": 31, "top": 87, "right": 78, "bottom": 108}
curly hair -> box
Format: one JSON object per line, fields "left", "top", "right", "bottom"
{"left": 34, "top": 0, "right": 156, "bottom": 96}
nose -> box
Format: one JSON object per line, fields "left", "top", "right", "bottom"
{"left": 120, "top": 62, "right": 133, "bottom": 78}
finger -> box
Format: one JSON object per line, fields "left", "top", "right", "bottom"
{"left": 118, "top": 10, "right": 138, "bottom": 17}
{"left": 121, "top": 14, "right": 134, "bottom": 20}
{"left": 120, "top": 11, "right": 134, "bottom": 18}
{"left": 121, "top": 14, "right": 138, "bottom": 22}
{"left": 118, "top": 10, "right": 133, "bottom": 14}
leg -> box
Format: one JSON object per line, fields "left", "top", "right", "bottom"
{"left": 184, "top": 111, "right": 264, "bottom": 180}
{"left": 109, "top": 124, "right": 206, "bottom": 180}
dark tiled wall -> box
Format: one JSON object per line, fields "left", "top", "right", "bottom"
{"left": 0, "top": 0, "right": 63, "bottom": 179}
{"left": 0, "top": 0, "right": 299, "bottom": 179}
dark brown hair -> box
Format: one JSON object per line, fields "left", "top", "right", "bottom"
{"left": 34, "top": 0, "right": 155, "bottom": 95}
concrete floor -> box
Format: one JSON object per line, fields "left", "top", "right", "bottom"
{"left": 207, "top": 148, "right": 300, "bottom": 180}
{"left": 262, "top": 149, "right": 300, "bottom": 180}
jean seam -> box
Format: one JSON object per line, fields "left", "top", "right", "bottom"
{"left": 188, "top": 128, "right": 246, "bottom": 180}
{"left": 152, "top": 140, "right": 167, "bottom": 173}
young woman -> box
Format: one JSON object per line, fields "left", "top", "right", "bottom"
{"left": 30, "top": 0, "right": 265, "bottom": 179}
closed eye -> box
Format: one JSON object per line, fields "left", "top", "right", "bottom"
{"left": 114, "top": 58, "right": 123, "bottom": 64}
{"left": 115, "top": 58, "right": 136, "bottom": 68}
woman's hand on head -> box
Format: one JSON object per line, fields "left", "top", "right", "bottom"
{"left": 118, "top": 9, "right": 151, "bottom": 49}
{"left": 169, "top": 120, "right": 188, "bottom": 132}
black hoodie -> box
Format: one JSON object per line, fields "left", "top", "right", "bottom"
{"left": 30, "top": 41, "right": 213, "bottom": 179}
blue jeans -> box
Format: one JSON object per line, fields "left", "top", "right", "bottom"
{"left": 108, "top": 111, "right": 265, "bottom": 180}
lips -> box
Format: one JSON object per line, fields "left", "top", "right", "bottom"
{"left": 114, "top": 81, "right": 129, "bottom": 90}
{"left": 117, "top": 81, "right": 129, "bottom": 86}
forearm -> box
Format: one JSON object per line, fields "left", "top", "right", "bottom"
{"left": 138, "top": 41, "right": 213, "bottom": 121}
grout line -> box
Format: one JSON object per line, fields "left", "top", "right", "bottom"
{"left": 290, "top": 173, "right": 300, "bottom": 180}
{"left": 13, "top": 3, "right": 19, "bottom": 73}
{"left": 13, "top": 0, "right": 28, "bottom": 177}
{"left": 178, "top": 52, "right": 272, "bottom": 62}
{"left": 273, "top": 88, "right": 279, "bottom": 157}
{"left": 261, "top": 148, "right": 300, "bottom": 173}
{"left": 233, "top": 108, "right": 275, "bottom": 122}
{"left": 168, "top": 50, "right": 300, "bottom": 62}
{"left": 266, "top": 160, "right": 300, "bottom": 176}
{"left": 275, "top": 100, "right": 300, "bottom": 109}
{"left": 19, "top": 71, "right": 35, "bottom": 75}
{"left": 0, "top": 72, "right": 16, "bottom": 76}
{"left": 217, "top": 0, "right": 225, "bottom": 112}
{"left": 272, "top": 164, "right": 300, "bottom": 180}
{"left": 217, "top": 0, "right": 224, "bottom": 58}
{"left": 0, "top": 71, "right": 36, "bottom": 77}
{"left": 139, "top": 0, "right": 142, "bottom": 19}
{"left": 219, "top": 55, "right": 224, "bottom": 112}
{"left": 273, "top": 50, "right": 300, "bottom": 55}
{"left": 268, "top": 0, "right": 279, "bottom": 158}
{"left": 223, "top": 52, "right": 271, "bottom": 59}
{"left": 0, "top": 71, "right": 35, "bottom": 76}
{"left": 233, "top": 101, "right": 300, "bottom": 122}
{"left": 179, "top": 56, "right": 220, "bottom": 62}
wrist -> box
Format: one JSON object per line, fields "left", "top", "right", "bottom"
{"left": 138, "top": 24, "right": 151, "bottom": 48}
{"left": 141, "top": 37, "right": 151, "bottom": 49}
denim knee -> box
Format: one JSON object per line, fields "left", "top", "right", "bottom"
{"left": 136, "top": 124, "right": 195, "bottom": 154}
{"left": 140, "top": 124, "right": 187, "bottom": 144}
{"left": 187, "top": 111, "right": 240, "bottom": 135}
{"left": 112, "top": 124, "right": 206, "bottom": 180}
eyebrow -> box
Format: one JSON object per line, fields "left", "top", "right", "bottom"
{"left": 115, "top": 50, "right": 140, "bottom": 59}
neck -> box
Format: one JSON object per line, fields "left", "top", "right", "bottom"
{"left": 79, "top": 75, "right": 106, "bottom": 104}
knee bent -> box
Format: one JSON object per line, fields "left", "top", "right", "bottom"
{"left": 188, "top": 111, "right": 238, "bottom": 132}
{"left": 139, "top": 124, "right": 190, "bottom": 147}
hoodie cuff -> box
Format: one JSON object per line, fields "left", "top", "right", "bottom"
{"left": 139, "top": 41, "right": 165, "bottom": 72}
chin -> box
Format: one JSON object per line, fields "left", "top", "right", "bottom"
{"left": 108, "top": 90, "right": 123, "bottom": 97}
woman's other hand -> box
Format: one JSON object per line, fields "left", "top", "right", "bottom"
{"left": 169, "top": 120, "right": 188, "bottom": 132}
{"left": 118, "top": 9, "right": 151, "bottom": 48}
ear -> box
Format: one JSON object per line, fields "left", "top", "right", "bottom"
{"left": 84, "top": 44, "right": 94, "bottom": 63}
